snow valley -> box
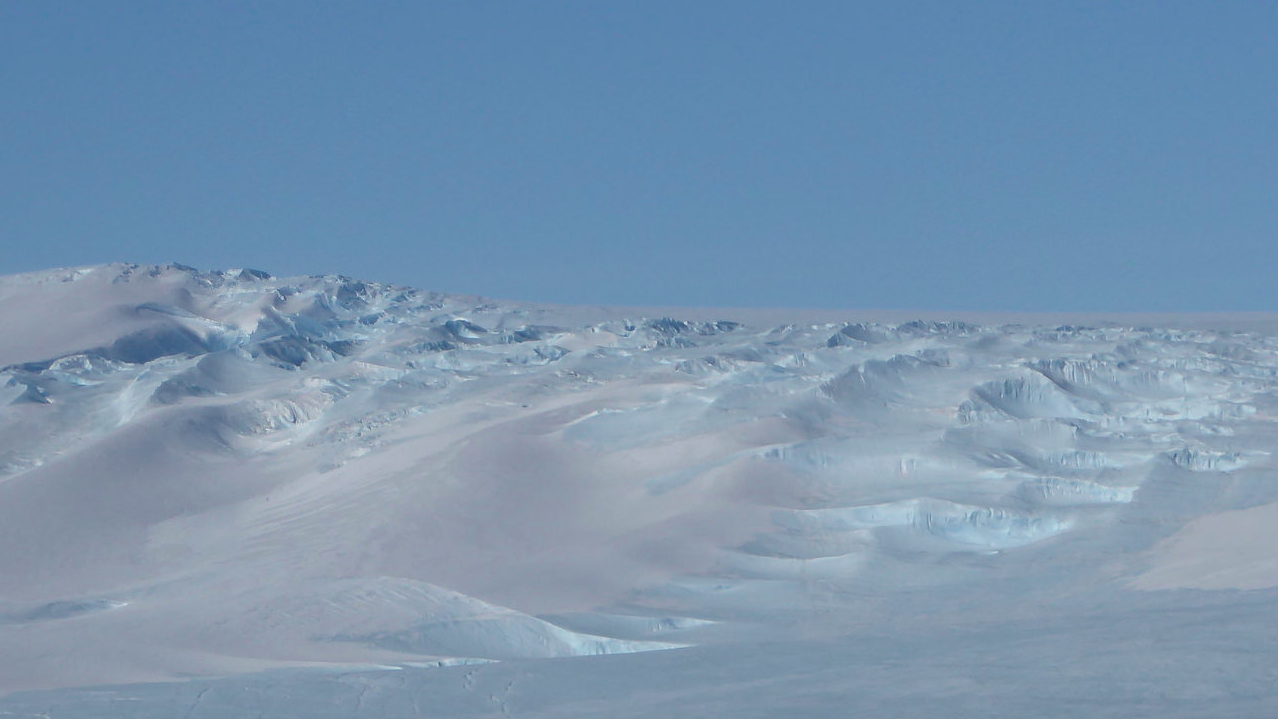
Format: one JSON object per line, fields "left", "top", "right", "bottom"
{"left": 2, "top": 263, "right": 1278, "bottom": 718}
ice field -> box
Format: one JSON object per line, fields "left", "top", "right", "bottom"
{"left": 2, "top": 264, "right": 1278, "bottom": 717}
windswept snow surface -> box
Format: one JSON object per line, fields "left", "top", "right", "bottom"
{"left": 2, "top": 264, "right": 1278, "bottom": 717}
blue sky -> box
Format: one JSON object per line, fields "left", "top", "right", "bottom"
{"left": 2, "top": 2, "right": 1275, "bottom": 310}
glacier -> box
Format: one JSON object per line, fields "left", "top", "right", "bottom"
{"left": 1, "top": 263, "right": 1278, "bottom": 717}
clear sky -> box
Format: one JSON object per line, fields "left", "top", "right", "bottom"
{"left": 2, "top": 2, "right": 1275, "bottom": 311}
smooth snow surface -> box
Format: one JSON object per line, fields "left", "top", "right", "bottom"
{"left": 2, "top": 263, "right": 1278, "bottom": 717}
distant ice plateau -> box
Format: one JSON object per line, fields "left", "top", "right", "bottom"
{"left": 1, "top": 263, "right": 1278, "bottom": 717}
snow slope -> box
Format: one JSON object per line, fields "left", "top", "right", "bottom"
{"left": 1, "top": 263, "right": 1277, "bottom": 717}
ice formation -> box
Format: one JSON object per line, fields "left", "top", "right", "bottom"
{"left": 1, "top": 263, "right": 1277, "bottom": 717}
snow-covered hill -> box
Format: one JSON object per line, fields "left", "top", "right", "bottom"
{"left": 2, "top": 263, "right": 1278, "bottom": 717}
